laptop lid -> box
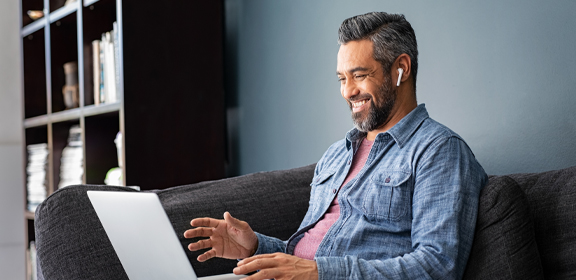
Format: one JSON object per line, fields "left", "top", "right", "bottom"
{"left": 88, "top": 191, "right": 199, "bottom": 279}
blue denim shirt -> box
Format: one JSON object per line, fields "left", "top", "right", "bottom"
{"left": 254, "top": 104, "right": 488, "bottom": 279}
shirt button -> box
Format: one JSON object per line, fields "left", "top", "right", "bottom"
{"left": 347, "top": 160, "right": 351, "bottom": 165}
{"left": 332, "top": 189, "right": 337, "bottom": 194}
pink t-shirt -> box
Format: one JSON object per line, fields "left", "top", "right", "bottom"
{"left": 293, "top": 138, "right": 374, "bottom": 260}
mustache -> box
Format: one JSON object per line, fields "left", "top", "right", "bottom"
{"left": 347, "top": 93, "right": 372, "bottom": 103}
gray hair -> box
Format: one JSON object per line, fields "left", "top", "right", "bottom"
{"left": 338, "top": 12, "right": 418, "bottom": 88}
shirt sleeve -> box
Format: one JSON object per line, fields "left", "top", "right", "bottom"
{"left": 315, "top": 136, "right": 487, "bottom": 279}
{"left": 253, "top": 232, "right": 287, "bottom": 255}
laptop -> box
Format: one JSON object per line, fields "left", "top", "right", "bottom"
{"left": 87, "top": 190, "right": 245, "bottom": 280}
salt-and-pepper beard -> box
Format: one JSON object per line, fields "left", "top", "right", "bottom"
{"left": 349, "top": 73, "right": 397, "bottom": 132}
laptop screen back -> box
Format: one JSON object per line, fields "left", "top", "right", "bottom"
{"left": 87, "top": 191, "right": 198, "bottom": 280}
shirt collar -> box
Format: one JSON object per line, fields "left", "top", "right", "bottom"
{"left": 345, "top": 104, "right": 429, "bottom": 150}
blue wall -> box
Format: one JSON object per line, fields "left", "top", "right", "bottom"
{"left": 224, "top": 0, "right": 576, "bottom": 176}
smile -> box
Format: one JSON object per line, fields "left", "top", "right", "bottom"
{"left": 352, "top": 100, "right": 368, "bottom": 108}
{"left": 351, "top": 98, "right": 370, "bottom": 113}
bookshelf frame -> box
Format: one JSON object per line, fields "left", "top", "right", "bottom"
{"left": 20, "top": 0, "right": 226, "bottom": 275}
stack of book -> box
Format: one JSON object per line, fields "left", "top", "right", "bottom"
{"left": 92, "top": 21, "right": 120, "bottom": 105}
{"left": 58, "top": 125, "right": 83, "bottom": 189}
{"left": 26, "top": 143, "right": 48, "bottom": 212}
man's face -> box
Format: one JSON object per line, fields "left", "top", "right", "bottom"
{"left": 337, "top": 40, "right": 396, "bottom": 133}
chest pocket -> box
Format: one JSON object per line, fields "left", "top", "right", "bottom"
{"left": 310, "top": 169, "right": 336, "bottom": 211}
{"left": 363, "top": 170, "right": 412, "bottom": 221}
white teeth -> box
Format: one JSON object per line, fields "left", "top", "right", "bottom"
{"left": 353, "top": 100, "right": 367, "bottom": 107}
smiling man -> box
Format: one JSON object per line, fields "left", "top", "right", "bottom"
{"left": 185, "top": 12, "right": 488, "bottom": 279}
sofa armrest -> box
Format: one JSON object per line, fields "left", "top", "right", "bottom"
{"left": 35, "top": 185, "right": 136, "bottom": 280}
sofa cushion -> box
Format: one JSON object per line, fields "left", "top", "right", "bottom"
{"left": 509, "top": 166, "right": 576, "bottom": 279}
{"left": 463, "top": 175, "right": 544, "bottom": 279}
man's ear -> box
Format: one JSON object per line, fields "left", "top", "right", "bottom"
{"left": 393, "top": 54, "right": 411, "bottom": 85}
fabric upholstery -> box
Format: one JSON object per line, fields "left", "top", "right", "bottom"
{"left": 509, "top": 166, "right": 576, "bottom": 279}
{"left": 34, "top": 164, "right": 576, "bottom": 279}
{"left": 463, "top": 176, "right": 544, "bottom": 279}
{"left": 35, "top": 164, "right": 315, "bottom": 279}
{"left": 35, "top": 185, "right": 135, "bottom": 280}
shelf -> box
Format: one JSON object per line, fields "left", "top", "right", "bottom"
{"left": 25, "top": 211, "right": 35, "bottom": 220}
{"left": 23, "top": 102, "right": 121, "bottom": 128}
{"left": 23, "top": 115, "right": 48, "bottom": 128}
{"left": 84, "top": 0, "right": 100, "bottom": 7}
{"left": 20, "top": 1, "right": 227, "bottom": 265}
{"left": 48, "top": 3, "right": 77, "bottom": 24}
{"left": 83, "top": 102, "right": 121, "bottom": 117}
{"left": 21, "top": 18, "right": 46, "bottom": 37}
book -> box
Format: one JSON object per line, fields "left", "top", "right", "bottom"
{"left": 104, "top": 32, "right": 117, "bottom": 103}
{"left": 99, "top": 38, "right": 106, "bottom": 103}
{"left": 92, "top": 26, "right": 121, "bottom": 105}
{"left": 26, "top": 143, "right": 48, "bottom": 212}
{"left": 92, "top": 40, "right": 101, "bottom": 105}
{"left": 58, "top": 125, "right": 83, "bottom": 189}
{"left": 113, "top": 22, "right": 121, "bottom": 99}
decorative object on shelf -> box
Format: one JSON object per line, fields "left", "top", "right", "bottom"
{"left": 27, "top": 10, "right": 44, "bottom": 20}
{"left": 62, "top": 62, "right": 79, "bottom": 109}
{"left": 26, "top": 143, "right": 48, "bottom": 212}
{"left": 114, "top": 131, "right": 122, "bottom": 167}
{"left": 58, "top": 125, "right": 83, "bottom": 189}
{"left": 105, "top": 132, "right": 123, "bottom": 186}
{"left": 104, "top": 167, "right": 122, "bottom": 186}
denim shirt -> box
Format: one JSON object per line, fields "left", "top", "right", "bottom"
{"left": 254, "top": 104, "right": 488, "bottom": 279}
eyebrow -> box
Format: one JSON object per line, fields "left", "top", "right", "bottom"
{"left": 336, "top": 66, "right": 370, "bottom": 76}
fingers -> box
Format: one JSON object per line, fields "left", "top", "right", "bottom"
{"left": 197, "top": 248, "right": 219, "bottom": 262}
{"left": 234, "top": 255, "right": 278, "bottom": 277}
{"left": 183, "top": 227, "right": 213, "bottom": 239}
{"left": 223, "top": 212, "right": 250, "bottom": 231}
{"left": 190, "top": 217, "right": 221, "bottom": 228}
{"left": 187, "top": 238, "right": 213, "bottom": 252}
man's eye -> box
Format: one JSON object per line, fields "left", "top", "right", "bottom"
{"left": 355, "top": 74, "right": 367, "bottom": 79}
{"left": 338, "top": 77, "right": 346, "bottom": 82}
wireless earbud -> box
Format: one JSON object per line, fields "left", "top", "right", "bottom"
{"left": 396, "top": 68, "right": 404, "bottom": 87}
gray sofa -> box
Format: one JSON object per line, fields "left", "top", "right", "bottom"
{"left": 35, "top": 164, "right": 576, "bottom": 279}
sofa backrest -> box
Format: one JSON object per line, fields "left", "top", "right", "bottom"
{"left": 509, "top": 166, "right": 576, "bottom": 279}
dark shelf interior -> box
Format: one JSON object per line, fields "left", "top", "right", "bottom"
{"left": 82, "top": 0, "right": 117, "bottom": 107}
{"left": 21, "top": 0, "right": 44, "bottom": 27}
{"left": 85, "top": 112, "right": 120, "bottom": 185}
{"left": 24, "top": 126, "right": 49, "bottom": 147}
{"left": 50, "top": 12, "right": 78, "bottom": 114}
{"left": 23, "top": 30, "right": 47, "bottom": 119}
{"left": 49, "top": 0, "right": 67, "bottom": 13}
{"left": 28, "top": 220, "right": 36, "bottom": 242}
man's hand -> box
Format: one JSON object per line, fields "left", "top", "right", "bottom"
{"left": 233, "top": 253, "right": 318, "bottom": 280}
{"left": 184, "top": 212, "right": 258, "bottom": 262}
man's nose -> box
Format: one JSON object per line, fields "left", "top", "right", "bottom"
{"left": 341, "top": 81, "right": 360, "bottom": 100}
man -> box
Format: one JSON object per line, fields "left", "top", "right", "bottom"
{"left": 185, "top": 12, "right": 487, "bottom": 279}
